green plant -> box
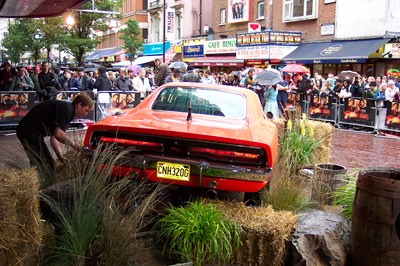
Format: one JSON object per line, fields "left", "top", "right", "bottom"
{"left": 279, "top": 114, "right": 321, "bottom": 176}
{"left": 261, "top": 162, "right": 314, "bottom": 212}
{"left": 154, "top": 200, "right": 242, "bottom": 266}
{"left": 332, "top": 174, "right": 357, "bottom": 219}
{"left": 42, "top": 143, "right": 163, "bottom": 265}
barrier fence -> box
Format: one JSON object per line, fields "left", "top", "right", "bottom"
{"left": 0, "top": 90, "right": 141, "bottom": 130}
{"left": 1, "top": 90, "right": 399, "bottom": 135}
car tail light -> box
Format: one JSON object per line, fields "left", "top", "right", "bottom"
{"left": 190, "top": 147, "right": 260, "bottom": 164}
{"left": 99, "top": 137, "right": 163, "bottom": 152}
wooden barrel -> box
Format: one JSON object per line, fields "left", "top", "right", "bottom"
{"left": 352, "top": 167, "right": 400, "bottom": 266}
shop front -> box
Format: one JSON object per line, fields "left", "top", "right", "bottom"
{"left": 281, "top": 38, "right": 393, "bottom": 77}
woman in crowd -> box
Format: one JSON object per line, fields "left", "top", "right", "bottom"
{"left": 263, "top": 84, "right": 279, "bottom": 119}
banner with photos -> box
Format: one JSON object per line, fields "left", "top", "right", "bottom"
{"left": 342, "top": 97, "right": 373, "bottom": 125}
{"left": 286, "top": 92, "right": 301, "bottom": 109}
{"left": 385, "top": 101, "right": 400, "bottom": 129}
{"left": 0, "top": 91, "right": 36, "bottom": 124}
{"left": 309, "top": 95, "right": 333, "bottom": 119}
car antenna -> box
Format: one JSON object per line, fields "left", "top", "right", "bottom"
{"left": 186, "top": 98, "right": 192, "bottom": 121}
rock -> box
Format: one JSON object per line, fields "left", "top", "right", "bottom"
{"left": 287, "top": 209, "right": 351, "bottom": 266}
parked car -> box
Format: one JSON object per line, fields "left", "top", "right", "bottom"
{"left": 83, "top": 82, "right": 278, "bottom": 199}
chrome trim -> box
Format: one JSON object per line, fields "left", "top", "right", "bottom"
{"left": 117, "top": 154, "right": 270, "bottom": 182}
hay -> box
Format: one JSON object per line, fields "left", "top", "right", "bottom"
{"left": 272, "top": 119, "right": 334, "bottom": 164}
{"left": 0, "top": 167, "right": 43, "bottom": 265}
{"left": 206, "top": 199, "right": 296, "bottom": 266}
{"left": 305, "top": 120, "right": 334, "bottom": 164}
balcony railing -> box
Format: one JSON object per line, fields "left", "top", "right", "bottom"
{"left": 149, "top": 0, "right": 162, "bottom": 10}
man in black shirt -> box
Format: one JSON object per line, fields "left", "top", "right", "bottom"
{"left": 38, "top": 61, "right": 61, "bottom": 100}
{"left": 16, "top": 93, "right": 94, "bottom": 182}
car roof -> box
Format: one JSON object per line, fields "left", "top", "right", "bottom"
{"left": 159, "top": 82, "right": 255, "bottom": 97}
{"left": 0, "top": 0, "right": 88, "bottom": 18}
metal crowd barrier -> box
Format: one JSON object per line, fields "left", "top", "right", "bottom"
{"left": 0, "top": 90, "right": 141, "bottom": 131}
{"left": 287, "top": 92, "right": 400, "bottom": 135}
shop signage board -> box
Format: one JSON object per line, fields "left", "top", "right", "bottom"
{"left": 236, "top": 31, "right": 301, "bottom": 47}
{"left": 236, "top": 45, "right": 297, "bottom": 60}
{"left": 183, "top": 38, "right": 206, "bottom": 60}
{"left": 204, "top": 39, "right": 236, "bottom": 54}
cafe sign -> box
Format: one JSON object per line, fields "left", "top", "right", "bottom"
{"left": 204, "top": 39, "right": 236, "bottom": 54}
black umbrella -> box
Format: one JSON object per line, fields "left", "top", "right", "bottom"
{"left": 169, "top": 61, "right": 188, "bottom": 69}
{"left": 83, "top": 63, "right": 101, "bottom": 72}
{"left": 253, "top": 68, "right": 282, "bottom": 86}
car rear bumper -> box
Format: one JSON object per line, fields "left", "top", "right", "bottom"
{"left": 84, "top": 149, "right": 271, "bottom": 193}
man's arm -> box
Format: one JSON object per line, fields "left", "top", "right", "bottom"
{"left": 51, "top": 127, "right": 82, "bottom": 163}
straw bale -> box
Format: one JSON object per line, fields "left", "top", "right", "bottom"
{"left": 0, "top": 167, "right": 43, "bottom": 265}
{"left": 304, "top": 120, "right": 334, "bottom": 164}
{"left": 206, "top": 199, "right": 296, "bottom": 266}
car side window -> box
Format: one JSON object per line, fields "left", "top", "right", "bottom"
{"left": 152, "top": 87, "right": 246, "bottom": 119}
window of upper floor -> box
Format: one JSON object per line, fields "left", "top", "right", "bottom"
{"left": 283, "top": 0, "right": 318, "bottom": 22}
{"left": 220, "top": 8, "right": 226, "bottom": 25}
{"left": 257, "top": 1, "right": 265, "bottom": 20}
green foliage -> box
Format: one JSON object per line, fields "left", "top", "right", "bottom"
{"left": 119, "top": 19, "right": 143, "bottom": 62}
{"left": 279, "top": 115, "right": 321, "bottom": 176}
{"left": 332, "top": 175, "right": 357, "bottom": 219}
{"left": 64, "top": 0, "right": 122, "bottom": 65}
{"left": 154, "top": 200, "right": 242, "bottom": 266}
{"left": 42, "top": 144, "right": 163, "bottom": 265}
{"left": 261, "top": 161, "right": 314, "bottom": 212}
{"left": 2, "top": 19, "right": 35, "bottom": 63}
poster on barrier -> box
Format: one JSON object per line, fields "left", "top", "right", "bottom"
{"left": 287, "top": 93, "right": 301, "bottom": 109}
{"left": 0, "top": 92, "right": 36, "bottom": 123}
{"left": 342, "top": 98, "right": 372, "bottom": 125}
{"left": 309, "top": 95, "right": 333, "bottom": 119}
{"left": 96, "top": 91, "right": 141, "bottom": 121}
{"left": 385, "top": 101, "right": 400, "bottom": 129}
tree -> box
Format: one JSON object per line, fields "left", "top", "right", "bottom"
{"left": 119, "top": 19, "right": 143, "bottom": 64}
{"left": 2, "top": 19, "right": 35, "bottom": 64}
{"left": 63, "top": 0, "right": 122, "bottom": 66}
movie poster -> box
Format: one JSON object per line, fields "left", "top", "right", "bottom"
{"left": 385, "top": 101, "right": 400, "bottom": 129}
{"left": 0, "top": 92, "right": 36, "bottom": 123}
{"left": 309, "top": 95, "right": 333, "bottom": 119}
{"left": 227, "top": 0, "right": 251, "bottom": 24}
{"left": 343, "top": 98, "right": 372, "bottom": 125}
{"left": 287, "top": 93, "right": 301, "bottom": 109}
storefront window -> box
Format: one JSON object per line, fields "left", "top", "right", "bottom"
{"left": 324, "top": 64, "right": 336, "bottom": 77}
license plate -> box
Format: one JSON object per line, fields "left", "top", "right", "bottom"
{"left": 156, "top": 162, "right": 190, "bottom": 181}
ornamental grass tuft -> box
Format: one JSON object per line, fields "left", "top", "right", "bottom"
{"left": 154, "top": 200, "right": 242, "bottom": 266}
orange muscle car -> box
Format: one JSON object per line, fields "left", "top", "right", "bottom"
{"left": 83, "top": 82, "right": 278, "bottom": 195}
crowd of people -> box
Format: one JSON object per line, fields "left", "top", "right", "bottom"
{"left": 2, "top": 59, "right": 400, "bottom": 121}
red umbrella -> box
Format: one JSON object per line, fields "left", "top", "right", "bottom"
{"left": 281, "top": 64, "right": 310, "bottom": 74}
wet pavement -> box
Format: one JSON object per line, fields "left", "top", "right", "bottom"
{"left": 0, "top": 128, "right": 399, "bottom": 170}
{"left": 329, "top": 129, "right": 400, "bottom": 169}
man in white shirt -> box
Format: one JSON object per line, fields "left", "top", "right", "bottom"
{"left": 132, "top": 68, "right": 152, "bottom": 99}
{"left": 201, "top": 70, "right": 216, "bottom": 84}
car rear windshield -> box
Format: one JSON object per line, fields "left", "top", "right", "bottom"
{"left": 152, "top": 87, "right": 246, "bottom": 119}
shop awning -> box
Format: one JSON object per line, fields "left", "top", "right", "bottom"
{"left": 87, "top": 48, "right": 125, "bottom": 60}
{"left": 132, "top": 52, "right": 177, "bottom": 65}
{"left": 282, "top": 38, "right": 391, "bottom": 64}
{"left": 190, "top": 56, "right": 244, "bottom": 67}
